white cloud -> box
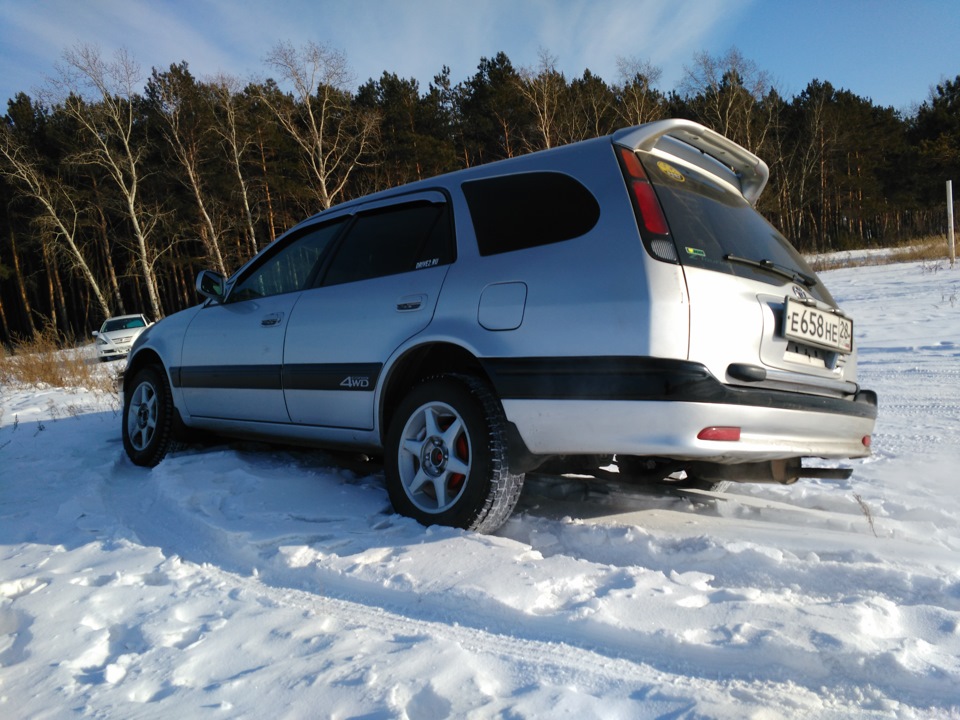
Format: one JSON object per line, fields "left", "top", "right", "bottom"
{"left": 0, "top": 0, "right": 753, "bottom": 103}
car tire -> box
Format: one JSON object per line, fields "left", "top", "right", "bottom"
{"left": 122, "top": 365, "right": 176, "bottom": 467}
{"left": 385, "top": 374, "right": 524, "bottom": 533}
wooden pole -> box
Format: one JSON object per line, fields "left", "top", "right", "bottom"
{"left": 947, "top": 180, "right": 955, "bottom": 268}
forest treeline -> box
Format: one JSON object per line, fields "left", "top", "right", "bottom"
{"left": 1, "top": 44, "right": 958, "bottom": 343}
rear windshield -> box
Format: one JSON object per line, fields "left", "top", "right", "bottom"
{"left": 641, "top": 152, "right": 833, "bottom": 304}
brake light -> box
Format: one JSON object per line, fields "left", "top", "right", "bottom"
{"left": 630, "top": 181, "right": 671, "bottom": 235}
{"left": 697, "top": 426, "right": 742, "bottom": 442}
{"left": 618, "top": 148, "right": 670, "bottom": 236}
{"left": 862, "top": 435, "right": 872, "bottom": 447}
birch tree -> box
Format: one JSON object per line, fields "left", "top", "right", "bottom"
{"left": 260, "top": 41, "right": 378, "bottom": 210}
{"left": 52, "top": 45, "right": 164, "bottom": 319}
{"left": 0, "top": 122, "right": 112, "bottom": 319}
{"left": 147, "top": 62, "right": 227, "bottom": 276}
{"left": 566, "top": 69, "right": 617, "bottom": 141}
{"left": 210, "top": 74, "right": 260, "bottom": 255}
{"left": 615, "top": 56, "right": 665, "bottom": 127}
{"left": 517, "top": 49, "right": 566, "bottom": 150}
{"left": 680, "top": 47, "right": 777, "bottom": 154}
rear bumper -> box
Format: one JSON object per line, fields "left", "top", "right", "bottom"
{"left": 502, "top": 398, "right": 874, "bottom": 461}
{"left": 483, "top": 356, "right": 876, "bottom": 462}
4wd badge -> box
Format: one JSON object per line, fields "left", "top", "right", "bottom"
{"left": 340, "top": 376, "right": 370, "bottom": 389}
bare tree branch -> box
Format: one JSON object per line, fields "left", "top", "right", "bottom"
{"left": 50, "top": 44, "right": 165, "bottom": 319}
{"left": 0, "top": 123, "right": 112, "bottom": 318}
{"left": 260, "top": 41, "right": 379, "bottom": 209}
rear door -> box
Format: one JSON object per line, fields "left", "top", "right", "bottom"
{"left": 283, "top": 193, "right": 454, "bottom": 429}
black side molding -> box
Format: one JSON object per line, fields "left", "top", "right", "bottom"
{"left": 171, "top": 363, "right": 382, "bottom": 392}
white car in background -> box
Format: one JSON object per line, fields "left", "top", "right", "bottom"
{"left": 93, "top": 314, "right": 152, "bottom": 361}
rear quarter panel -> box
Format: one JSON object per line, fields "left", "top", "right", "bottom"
{"left": 432, "top": 141, "right": 690, "bottom": 362}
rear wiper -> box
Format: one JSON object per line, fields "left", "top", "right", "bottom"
{"left": 723, "top": 254, "right": 817, "bottom": 287}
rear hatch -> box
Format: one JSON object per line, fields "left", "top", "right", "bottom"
{"left": 628, "top": 141, "right": 858, "bottom": 399}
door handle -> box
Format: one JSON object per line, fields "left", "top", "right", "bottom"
{"left": 261, "top": 312, "right": 284, "bottom": 327}
{"left": 396, "top": 294, "right": 426, "bottom": 312}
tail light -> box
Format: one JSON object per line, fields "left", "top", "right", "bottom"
{"left": 617, "top": 147, "right": 676, "bottom": 261}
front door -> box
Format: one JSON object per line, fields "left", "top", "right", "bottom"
{"left": 179, "top": 294, "right": 298, "bottom": 422}
{"left": 178, "top": 218, "right": 347, "bottom": 423}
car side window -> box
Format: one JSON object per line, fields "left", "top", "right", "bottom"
{"left": 229, "top": 220, "right": 346, "bottom": 302}
{"left": 321, "top": 202, "right": 453, "bottom": 287}
{"left": 462, "top": 171, "right": 600, "bottom": 256}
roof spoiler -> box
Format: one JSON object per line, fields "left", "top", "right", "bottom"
{"left": 612, "top": 120, "right": 769, "bottom": 206}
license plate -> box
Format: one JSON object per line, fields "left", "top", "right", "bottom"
{"left": 783, "top": 297, "right": 853, "bottom": 353}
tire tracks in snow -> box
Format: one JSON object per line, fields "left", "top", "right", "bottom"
{"left": 100, "top": 452, "right": 960, "bottom": 712}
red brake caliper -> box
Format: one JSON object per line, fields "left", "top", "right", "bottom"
{"left": 449, "top": 432, "right": 468, "bottom": 490}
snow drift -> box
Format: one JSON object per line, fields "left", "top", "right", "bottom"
{"left": 1, "top": 260, "right": 959, "bottom": 718}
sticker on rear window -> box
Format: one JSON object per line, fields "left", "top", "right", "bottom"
{"left": 657, "top": 161, "right": 685, "bottom": 182}
{"left": 685, "top": 247, "right": 706, "bottom": 258}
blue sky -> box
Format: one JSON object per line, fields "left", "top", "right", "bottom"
{"left": 0, "top": 0, "right": 957, "bottom": 114}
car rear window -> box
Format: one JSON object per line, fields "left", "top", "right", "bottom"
{"left": 641, "top": 152, "right": 832, "bottom": 302}
{"left": 462, "top": 172, "right": 600, "bottom": 256}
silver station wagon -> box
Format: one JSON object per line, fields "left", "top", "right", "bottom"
{"left": 122, "top": 119, "right": 877, "bottom": 533}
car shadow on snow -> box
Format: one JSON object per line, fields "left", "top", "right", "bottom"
{"left": 154, "top": 435, "right": 723, "bottom": 539}
{"left": 0, "top": 405, "right": 730, "bottom": 581}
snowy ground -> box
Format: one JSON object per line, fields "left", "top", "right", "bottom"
{"left": 1, "top": 260, "right": 959, "bottom": 719}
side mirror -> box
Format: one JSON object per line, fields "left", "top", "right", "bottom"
{"left": 92, "top": 331, "right": 100, "bottom": 338}
{"left": 196, "top": 270, "right": 225, "bottom": 302}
